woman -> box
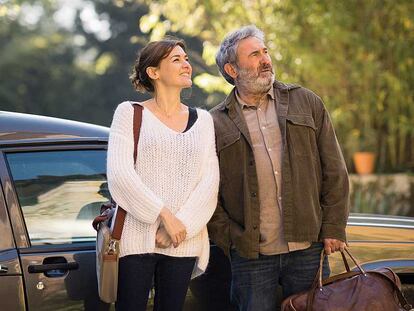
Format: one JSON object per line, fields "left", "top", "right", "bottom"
{"left": 107, "top": 37, "right": 219, "bottom": 311}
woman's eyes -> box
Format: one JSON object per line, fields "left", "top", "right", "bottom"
{"left": 172, "top": 58, "right": 189, "bottom": 62}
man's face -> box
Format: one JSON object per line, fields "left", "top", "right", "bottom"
{"left": 234, "top": 36, "right": 274, "bottom": 94}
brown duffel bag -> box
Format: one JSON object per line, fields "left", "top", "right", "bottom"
{"left": 281, "top": 248, "right": 413, "bottom": 311}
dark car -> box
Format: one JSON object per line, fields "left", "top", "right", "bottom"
{"left": 0, "top": 111, "right": 413, "bottom": 310}
{"left": 0, "top": 111, "right": 111, "bottom": 310}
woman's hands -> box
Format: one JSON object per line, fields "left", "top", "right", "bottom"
{"left": 155, "top": 226, "right": 172, "bottom": 248}
{"left": 159, "top": 208, "right": 187, "bottom": 248}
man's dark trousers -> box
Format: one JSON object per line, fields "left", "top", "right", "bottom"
{"left": 230, "top": 242, "right": 329, "bottom": 311}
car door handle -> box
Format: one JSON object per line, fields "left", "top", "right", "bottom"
{"left": 28, "top": 262, "right": 79, "bottom": 274}
{"left": 0, "top": 265, "right": 8, "bottom": 273}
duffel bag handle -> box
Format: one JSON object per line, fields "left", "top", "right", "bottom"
{"left": 309, "top": 248, "right": 365, "bottom": 293}
{"left": 315, "top": 248, "right": 365, "bottom": 289}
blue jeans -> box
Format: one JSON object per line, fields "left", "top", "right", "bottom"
{"left": 230, "top": 242, "right": 330, "bottom": 311}
{"left": 116, "top": 253, "right": 196, "bottom": 311}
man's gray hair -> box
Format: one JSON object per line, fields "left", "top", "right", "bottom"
{"left": 216, "top": 25, "right": 265, "bottom": 85}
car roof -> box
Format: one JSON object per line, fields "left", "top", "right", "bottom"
{"left": 0, "top": 111, "right": 109, "bottom": 146}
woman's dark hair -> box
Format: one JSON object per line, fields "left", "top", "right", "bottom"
{"left": 130, "top": 37, "right": 186, "bottom": 93}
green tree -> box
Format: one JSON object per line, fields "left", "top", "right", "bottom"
{"left": 0, "top": 0, "right": 212, "bottom": 126}
{"left": 139, "top": 0, "right": 414, "bottom": 172}
{"left": 0, "top": 1, "right": 108, "bottom": 123}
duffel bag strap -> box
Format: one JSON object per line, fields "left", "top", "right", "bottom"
{"left": 370, "top": 269, "right": 412, "bottom": 311}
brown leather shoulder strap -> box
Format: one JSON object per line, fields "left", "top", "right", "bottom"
{"left": 111, "top": 103, "right": 143, "bottom": 240}
{"left": 133, "top": 104, "right": 143, "bottom": 164}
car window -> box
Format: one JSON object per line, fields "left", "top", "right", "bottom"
{"left": 6, "top": 150, "right": 108, "bottom": 245}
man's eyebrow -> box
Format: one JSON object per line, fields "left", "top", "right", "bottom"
{"left": 248, "top": 47, "right": 267, "bottom": 57}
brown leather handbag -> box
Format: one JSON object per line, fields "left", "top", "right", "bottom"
{"left": 281, "top": 248, "right": 413, "bottom": 311}
{"left": 92, "top": 103, "right": 143, "bottom": 303}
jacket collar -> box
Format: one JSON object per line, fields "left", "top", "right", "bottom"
{"left": 225, "top": 88, "right": 252, "bottom": 147}
{"left": 220, "top": 80, "right": 300, "bottom": 147}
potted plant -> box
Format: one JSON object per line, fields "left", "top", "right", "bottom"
{"left": 347, "top": 127, "right": 377, "bottom": 175}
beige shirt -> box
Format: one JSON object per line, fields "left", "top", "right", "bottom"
{"left": 236, "top": 86, "right": 310, "bottom": 255}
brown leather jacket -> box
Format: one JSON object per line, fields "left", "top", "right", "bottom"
{"left": 208, "top": 80, "right": 350, "bottom": 258}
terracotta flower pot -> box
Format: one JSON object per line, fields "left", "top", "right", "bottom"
{"left": 353, "top": 152, "right": 376, "bottom": 175}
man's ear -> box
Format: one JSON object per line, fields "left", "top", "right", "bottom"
{"left": 224, "top": 63, "right": 238, "bottom": 80}
{"left": 146, "top": 66, "right": 158, "bottom": 80}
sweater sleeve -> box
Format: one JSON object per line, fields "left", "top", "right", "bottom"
{"left": 175, "top": 112, "right": 220, "bottom": 239}
{"left": 107, "top": 102, "right": 164, "bottom": 224}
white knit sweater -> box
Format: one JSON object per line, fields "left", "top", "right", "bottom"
{"left": 107, "top": 101, "right": 219, "bottom": 278}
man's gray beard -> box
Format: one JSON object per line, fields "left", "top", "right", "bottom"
{"left": 236, "top": 67, "right": 275, "bottom": 95}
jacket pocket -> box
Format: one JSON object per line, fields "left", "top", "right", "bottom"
{"left": 286, "top": 114, "right": 316, "bottom": 131}
{"left": 286, "top": 114, "right": 317, "bottom": 157}
{"left": 217, "top": 131, "right": 243, "bottom": 181}
{"left": 217, "top": 132, "right": 241, "bottom": 152}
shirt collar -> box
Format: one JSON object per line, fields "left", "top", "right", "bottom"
{"left": 235, "top": 85, "right": 275, "bottom": 109}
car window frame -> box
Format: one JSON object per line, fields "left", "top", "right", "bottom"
{"left": 0, "top": 177, "right": 16, "bottom": 251}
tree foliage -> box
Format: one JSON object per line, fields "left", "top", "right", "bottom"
{"left": 0, "top": 0, "right": 211, "bottom": 126}
{"left": 140, "top": 0, "right": 414, "bottom": 172}
{"left": 1, "top": 0, "right": 413, "bottom": 172}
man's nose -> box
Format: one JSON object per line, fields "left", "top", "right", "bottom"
{"left": 261, "top": 54, "right": 272, "bottom": 65}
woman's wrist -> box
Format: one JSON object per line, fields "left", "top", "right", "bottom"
{"left": 159, "top": 207, "right": 171, "bottom": 221}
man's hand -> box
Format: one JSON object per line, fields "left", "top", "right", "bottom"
{"left": 155, "top": 226, "right": 172, "bottom": 248}
{"left": 159, "top": 208, "right": 187, "bottom": 248}
{"left": 323, "top": 238, "right": 347, "bottom": 255}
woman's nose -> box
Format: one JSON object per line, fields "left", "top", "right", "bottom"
{"left": 182, "top": 60, "right": 192, "bottom": 70}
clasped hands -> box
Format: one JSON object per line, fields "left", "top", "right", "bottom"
{"left": 156, "top": 208, "right": 187, "bottom": 249}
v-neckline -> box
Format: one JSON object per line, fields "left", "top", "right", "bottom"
{"left": 143, "top": 106, "right": 197, "bottom": 135}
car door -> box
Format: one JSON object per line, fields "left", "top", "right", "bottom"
{"left": 0, "top": 175, "right": 26, "bottom": 310}
{"left": 0, "top": 144, "right": 112, "bottom": 311}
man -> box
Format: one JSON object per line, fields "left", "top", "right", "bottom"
{"left": 208, "top": 25, "right": 350, "bottom": 311}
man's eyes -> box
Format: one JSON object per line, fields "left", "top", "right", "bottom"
{"left": 251, "top": 49, "right": 268, "bottom": 57}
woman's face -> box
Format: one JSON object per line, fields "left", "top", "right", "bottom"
{"left": 155, "top": 45, "right": 192, "bottom": 89}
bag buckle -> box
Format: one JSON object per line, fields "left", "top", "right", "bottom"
{"left": 108, "top": 239, "right": 119, "bottom": 254}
